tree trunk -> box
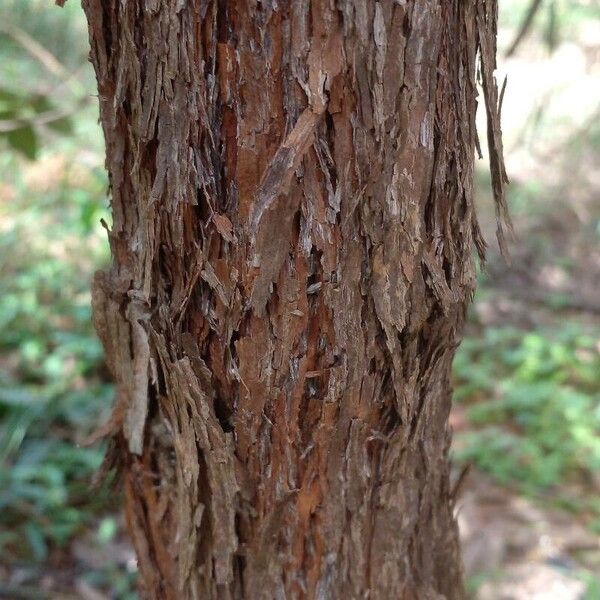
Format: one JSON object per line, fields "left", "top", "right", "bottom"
{"left": 83, "top": 0, "right": 507, "bottom": 598}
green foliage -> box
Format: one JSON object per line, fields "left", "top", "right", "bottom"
{"left": 0, "top": 151, "right": 115, "bottom": 560}
{"left": 579, "top": 571, "right": 600, "bottom": 600}
{"left": 0, "top": 5, "right": 135, "bottom": 596}
{"left": 0, "top": 87, "right": 75, "bottom": 160}
{"left": 0, "top": 126, "right": 135, "bottom": 592}
{"left": 0, "top": 0, "right": 97, "bottom": 162}
{"left": 454, "top": 325, "right": 600, "bottom": 502}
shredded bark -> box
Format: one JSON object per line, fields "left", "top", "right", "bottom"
{"left": 477, "top": 0, "right": 514, "bottom": 259}
{"left": 81, "top": 0, "right": 509, "bottom": 598}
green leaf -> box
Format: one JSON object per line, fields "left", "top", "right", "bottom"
{"left": 97, "top": 517, "right": 117, "bottom": 544}
{"left": 6, "top": 125, "right": 38, "bottom": 160}
{"left": 0, "top": 87, "right": 23, "bottom": 108}
{"left": 30, "top": 95, "right": 53, "bottom": 114}
{"left": 24, "top": 522, "right": 48, "bottom": 562}
{"left": 47, "top": 116, "right": 73, "bottom": 135}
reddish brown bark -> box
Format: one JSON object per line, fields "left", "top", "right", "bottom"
{"left": 82, "top": 1, "right": 508, "bottom": 598}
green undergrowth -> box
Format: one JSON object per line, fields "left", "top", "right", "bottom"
{"left": 0, "top": 151, "right": 115, "bottom": 554}
{"left": 454, "top": 322, "right": 600, "bottom": 523}
{"left": 0, "top": 146, "right": 136, "bottom": 596}
{"left": 0, "top": 3, "right": 136, "bottom": 594}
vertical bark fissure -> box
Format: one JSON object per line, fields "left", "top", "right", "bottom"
{"left": 82, "top": 0, "right": 507, "bottom": 598}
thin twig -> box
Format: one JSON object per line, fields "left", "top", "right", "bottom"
{"left": 0, "top": 97, "right": 88, "bottom": 133}
{"left": 0, "top": 22, "right": 85, "bottom": 95}
{"left": 506, "top": 0, "right": 545, "bottom": 57}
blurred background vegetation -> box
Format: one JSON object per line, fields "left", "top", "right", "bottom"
{"left": 0, "top": 1, "right": 598, "bottom": 598}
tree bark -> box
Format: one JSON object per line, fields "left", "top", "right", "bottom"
{"left": 83, "top": 1, "right": 508, "bottom": 598}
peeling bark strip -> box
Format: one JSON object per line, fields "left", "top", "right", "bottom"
{"left": 81, "top": 0, "right": 506, "bottom": 598}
